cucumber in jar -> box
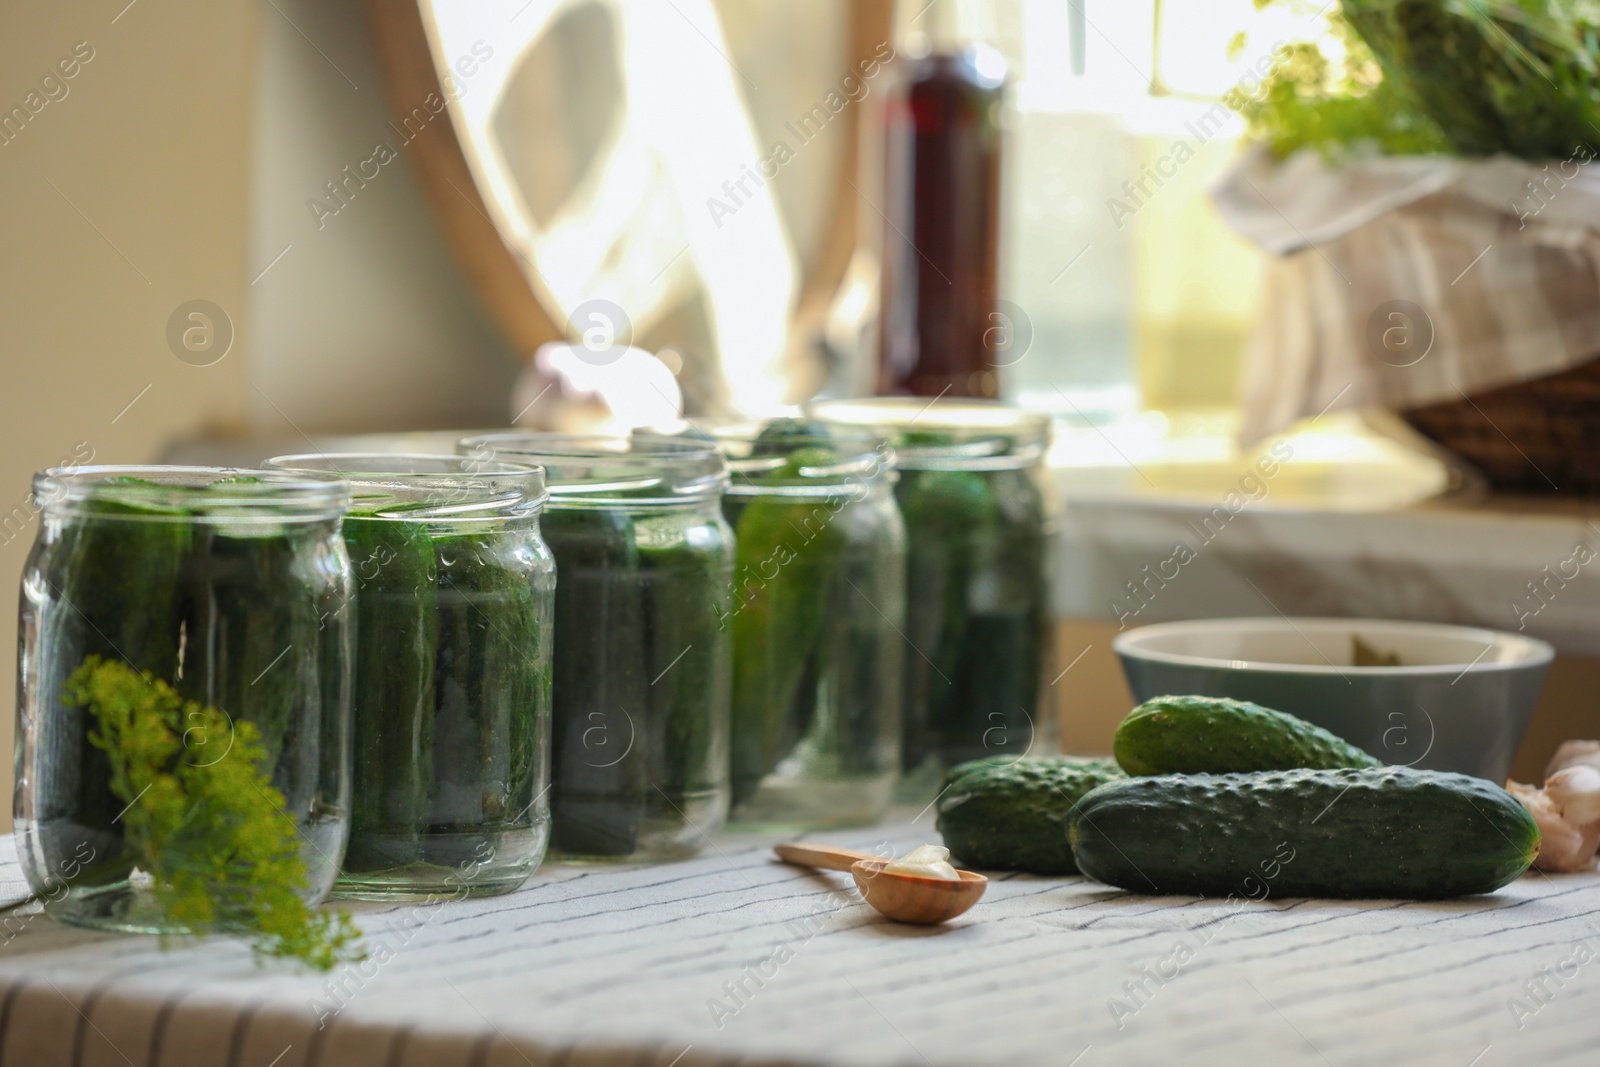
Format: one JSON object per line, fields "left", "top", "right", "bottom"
{"left": 639, "top": 529, "right": 730, "bottom": 829}
{"left": 177, "top": 519, "right": 332, "bottom": 788}
{"left": 898, "top": 457, "right": 1047, "bottom": 770}
{"left": 34, "top": 490, "right": 192, "bottom": 860}
{"left": 542, "top": 507, "right": 650, "bottom": 856}
{"left": 726, "top": 447, "right": 844, "bottom": 804}
{"left": 341, "top": 516, "right": 438, "bottom": 872}
{"left": 31, "top": 476, "right": 341, "bottom": 883}
{"left": 428, "top": 528, "right": 550, "bottom": 867}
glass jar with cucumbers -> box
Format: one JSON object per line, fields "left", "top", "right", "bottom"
{"left": 461, "top": 433, "right": 733, "bottom": 862}
{"left": 680, "top": 420, "right": 906, "bottom": 829}
{"left": 266, "top": 454, "right": 555, "bottom": 898}
{"left": 810, "top": 399, "right": 1055, "bottom": 792}
{"left": 15, "top": 466, "right": 354, "bottom": 931}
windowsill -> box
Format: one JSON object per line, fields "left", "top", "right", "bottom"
{"left": 1050, "top": 412, "right": 1600, "bottom": 656}
{"left": 1048, "top": 408, "right": 1454, "bottom": 511}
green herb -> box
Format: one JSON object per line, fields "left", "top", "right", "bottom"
{"left": 1243, "top": 0, "right": 1600, "bottom": 161}
{"left": 1352, "top": 635, "right": 1403, "bottom": 666}
{"left": 1236, "top": 34, "right": 1449, "bottom": 159}
{"left": 65, "top": 656, "right": 362, "bottom": 970}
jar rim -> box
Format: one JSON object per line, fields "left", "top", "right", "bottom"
{"left": 34, "top": 465, "right": 350, "bottom": 521}
{"left": 680, "top": 426, "right": 897, "bottom": 498}
{"left": 805, "top": 398, "right": 1050, "bottom": 470}
{"left": 458, "top": 432, "right": 728, "bottom": 508}
{"left": 265, "top": 452, "right": 548, "bottom": 521}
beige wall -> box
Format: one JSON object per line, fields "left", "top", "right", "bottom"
{"left": 0, "top": 0, "right": 526, "bottom": 832}
{"left": 1052, "top": 619, "right": 1596, "bottom": 784}
{"left": 246, "top": 0, "right": 519, "bottom": 435}
{"left": 0, "top": 1, "right": 258, "bottom": 831}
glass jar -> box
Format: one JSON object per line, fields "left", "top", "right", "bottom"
{"left": 680, "top": 421, "right": 906, "bottom": 829}
{"left": 809, "top": 399, "right": 1055, "bottom": 788}
{"left": 460, "top": 433, "right": 733, "bottom": 862}
{"left": 266, "top": 454, "right": 555, "bottom": 898}
{"left": 15, "top": 466, "right": 353, "bottom": 932}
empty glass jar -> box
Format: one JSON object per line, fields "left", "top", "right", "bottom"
{"left": 15, "top": 466, "right": 353, "bottom": 931}
{"left": 461, "top": 433, "right": 733, "bottom": 862}
{"left": 810, "top": 399, "right": 1055, "bottom": 788}
{"left": 267, "top": 454, "right": 555, "bottom": 898}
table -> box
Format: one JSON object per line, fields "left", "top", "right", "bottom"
{"left": 1, "top": 817, "right": 1597, "bottom": 1067}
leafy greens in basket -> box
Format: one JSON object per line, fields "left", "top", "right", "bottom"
{"left": 1242, "top": 0, "right": 1600, "bottom": 161}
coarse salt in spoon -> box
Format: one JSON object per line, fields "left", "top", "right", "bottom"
{"left": 774, "top": 842, "right": 988, "bottom": 925}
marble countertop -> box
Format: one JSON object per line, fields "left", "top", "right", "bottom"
{"left": 1054, "top": 490, "right": 1600, "bottom": 657}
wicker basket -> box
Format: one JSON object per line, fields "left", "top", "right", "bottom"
{"left": 1402, "top": 357, "right": 1600, "bottom": 495}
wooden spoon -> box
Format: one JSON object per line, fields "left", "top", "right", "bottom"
{"left": 774, "top": 843, "right": 988, "bottom": 925}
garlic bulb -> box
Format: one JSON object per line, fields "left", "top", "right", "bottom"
{"left": 1509, "top": 753, "right": 1600, "bottom": 873}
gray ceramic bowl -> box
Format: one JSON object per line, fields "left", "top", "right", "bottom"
{"left": 1113, "top": 617, "right": 1554, "bottom": 781}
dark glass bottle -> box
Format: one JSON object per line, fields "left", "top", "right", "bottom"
{"left": 878, "top": 9, "right": 1007, "bottom": 400}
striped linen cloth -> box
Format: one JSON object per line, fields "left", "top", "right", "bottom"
{"left": 1213, "top": 146, "right": 1600, "bottom": 445}
{"left": 0, "top": 820, "right": 1598, "bottom": 1066}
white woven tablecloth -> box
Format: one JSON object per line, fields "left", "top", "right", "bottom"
{"left": 1, "top": 815, "right": 1598, "bottom": 1067}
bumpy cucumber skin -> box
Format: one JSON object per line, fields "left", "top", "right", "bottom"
{"left": 1114, "top": 696, "right": 1382, "bottom": 776}
{"left": 1070, "top": 767, "right": 1541, "bottom": 900}
{"left": 943, "top": 753, "right": 1121, "bottom": 791}
{"left": 936, "top": 756, "right": 1126, "bottom": 874}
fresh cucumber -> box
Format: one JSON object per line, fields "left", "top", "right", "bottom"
{"left": 943, "top": 752, "right": 1121, "bottom": 790}
{"left": 426, "top": 528, "right": 550, "bottom": 866}
{"left": 727, "top": 447, "right": 843, "bottom": 804}
{"left": 1069, "top": 767, "right": 1540, "bottom": 899}
{"left": 936, "top": 755, "right": 1126, "bottom": 874}
{"left": 898, "top": 466, "right": 1048, "bottom": 771}
{"left": 341, "top": 517, "right": 438, "bottom": 872}
{"left": 543, "top": 507, "right": 649, "bottom": 857}
{"left": 1114, "top": 695, "right": 1381, "bottom": 776}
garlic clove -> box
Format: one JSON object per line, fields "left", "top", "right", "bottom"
{"left": 1546, "top": 765, "right": 1600, "bottom": 827}
{"left": 1508, "top": 778, "right": 1600, "bottom": 873}
{"left": 1545, "top": 740, "right": 1600, "bottom": 781}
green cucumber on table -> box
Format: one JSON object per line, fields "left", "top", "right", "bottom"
{"left": 1070, "top": 767, "right": 1540, "bottom": 899}
{"left": 1114, "top": 695, "right": 1381, "bottom": 776}
{"left": 935, "top": 755, "right": 1125, "bottom": 874}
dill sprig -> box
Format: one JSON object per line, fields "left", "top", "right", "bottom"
{"left": 65, "top": 656, "right": 363, "bottom": 970}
